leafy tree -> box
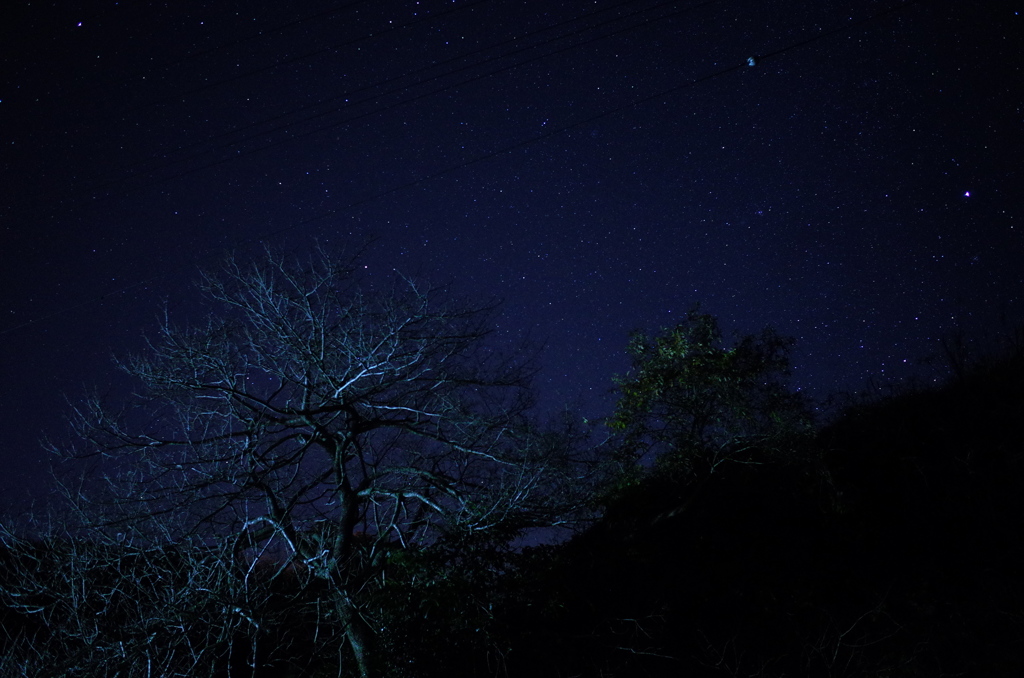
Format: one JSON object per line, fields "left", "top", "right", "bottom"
{"left": 610, "top": 307, "right": 811, "bottom": 476}
{"left": 28, "top": 247, "right": 590, "bottom": 677}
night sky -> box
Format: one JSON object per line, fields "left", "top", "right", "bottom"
{"left": 2, "top": 0, "right": 1021, "bottom": 508}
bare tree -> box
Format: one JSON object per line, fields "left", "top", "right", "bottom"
{"left": 41, "top": 247, "right": 590, "bottom": 677}
{"left": 0, "top": 511, "right": 264, "bottom": 678}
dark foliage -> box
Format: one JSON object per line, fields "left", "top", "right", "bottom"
{"left": 499, "top": 347, "right": 1024, "bottom": 677}
{"left": 3, "top": 303, "right": 1022, "bottom": 677}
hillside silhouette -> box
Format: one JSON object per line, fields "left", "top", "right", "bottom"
{"left": 2, "top": 332, "right": 1022, "bottom": 677}
{"left": 501, "top": 349, "right": 1024, "bottom": 677}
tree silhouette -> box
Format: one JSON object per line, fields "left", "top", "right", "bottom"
{"left": 610, "top": 307, "right": 811, "bottom": 475}
{"left": 31, "top": 247, "right": 588, "bottom": 677}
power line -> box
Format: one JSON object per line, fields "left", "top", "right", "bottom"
{"left": 0, "top": 0, "right": 925, "bottom": 338}
{"left": 87, "top": 0, "right": 697, "bottom": 201}
{"left": 5, "top": 0, "right": 663, "bottom": 217}
{"left": 117, "top": 0, "right": 652, "bottom": 175}
{"left": 22, "top": 1, "right": 373, "bottom": 106}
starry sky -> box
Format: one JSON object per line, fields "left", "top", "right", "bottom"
{"left": 1, "top": 0, "right": 1021, "bottom": 507}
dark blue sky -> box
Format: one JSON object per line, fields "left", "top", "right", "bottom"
{"left": 2, "top": 0, "right": 1021, "bottom": 507}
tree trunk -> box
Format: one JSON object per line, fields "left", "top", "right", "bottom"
{"left": 338, "top": 594, "right": 374, "bottom": 678}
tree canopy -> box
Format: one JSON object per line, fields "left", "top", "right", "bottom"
{"left": 8, "top": 247, "right": 592, "bottom": 678}
{"left": 610, "top": 307, "right": 812, "bottom": 474}
{"left": 3, "top": 262, "right": 1022, "bottom": 678}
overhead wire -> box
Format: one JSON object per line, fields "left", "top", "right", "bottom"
{"left": 88, "top": 0, "right": 703, "bottom": 202}
{"left": 110, "top": 0, "right": 655, "bottom": 180}
{"left": 0, "top": 0, "right": 926, "bottom": 338}
{"left": 5, "top": 0, "right": 665, "bottom": 216}
{"left": 3, "top": 0, "right": 495, "bottom": 216}
{"left": 19, "top": 1, "right": 374, "bottom": 106}
{"left": 118, "top": 0, "right": 495, "bottom": 113}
